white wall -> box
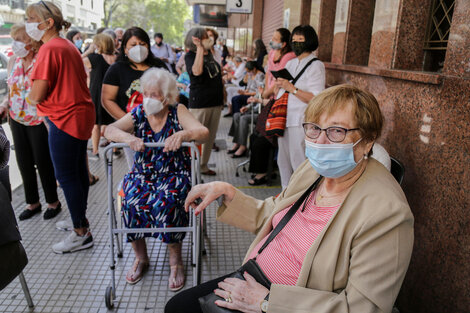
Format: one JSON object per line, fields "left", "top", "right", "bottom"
{"left": 57, "top": 0, "right": 104, "bottom": 31}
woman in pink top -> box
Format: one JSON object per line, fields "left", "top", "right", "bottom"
{"left": 244, "top": 28, "right": 296, "bottom": 186}
{"left": 263, "top": 28, "right": 296, "bottom": 99}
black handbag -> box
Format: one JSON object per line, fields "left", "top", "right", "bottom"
{"left": 198, "top": 176, "right": 323, "bottom": 313}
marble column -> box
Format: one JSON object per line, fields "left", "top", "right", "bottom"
{"left": 343, "top": 0, "right": 376, "bottom": 65}
{"left": 393, "top": 0, "right": 433, "bottom": 70}
{"left": 317, "top": 0, "right": 337, "bottom": 62}
{"left": 441, "top": 0, "right": 470, "bottom": 78}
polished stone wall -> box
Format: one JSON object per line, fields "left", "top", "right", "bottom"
{"left": 324, "top": 66, "right": 470, "bottom": 313}
{"left": 321, "top": 0, "right": 470, "bottom": 312}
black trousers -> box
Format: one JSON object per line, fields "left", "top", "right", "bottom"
{"left": 249, "top": 134, "right": 275, "bottom": 174}
{"left": 165, "top": 273, "right": 231, "bottom": 313}
{"left": 9, "top": 119, "right": 58, "bottom": 204}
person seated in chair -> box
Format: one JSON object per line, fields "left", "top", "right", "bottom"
{"left": 228, "top": 62, "right": 265, "bottom": 157}
{"left": 104, "top": 68, "right": 208, "bottom": 290}
{"left": 165, "top": 84, "right": 414, "bottom": 313}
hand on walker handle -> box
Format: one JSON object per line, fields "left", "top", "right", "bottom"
{"left": 129, "top": 137, "right": 145, "bottom": 152}
{"left": 163, "top": 132, "right": 184, "bottom": 152}
{"left": 184, "top": 182, "right": 235, "bottom": 215}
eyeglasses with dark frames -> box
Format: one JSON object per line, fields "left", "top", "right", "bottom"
{"left": 302, "top": 122, "right": 360, "bottom": 143}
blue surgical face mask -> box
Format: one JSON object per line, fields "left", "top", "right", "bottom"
{"left": 74, "top": 39, "right": 83, "bottom": 50}
{"left": 269, "top": 41, "right": 282, "bottom": 50}
{"left": 305, "top": 138, "right": 363, "bottom": 178}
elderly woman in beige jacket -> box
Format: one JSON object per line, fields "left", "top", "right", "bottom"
{"left": 165, "top": 85, "right": 414, "bottom": 313}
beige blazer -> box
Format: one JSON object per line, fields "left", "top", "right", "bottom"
{"left": 217, "top": 159, "right": 414, "bottom": 313}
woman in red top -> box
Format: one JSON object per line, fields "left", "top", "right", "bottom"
{"left": 26, "top": 1, "right": 95, "bottom": 254}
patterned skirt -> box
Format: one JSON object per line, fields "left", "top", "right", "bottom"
{"left": 121, "top": 173, "right": 190, "bottom": 243}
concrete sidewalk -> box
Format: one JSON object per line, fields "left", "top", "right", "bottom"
{"left": 0, "top": 115, "right": 281, "bottom": 313}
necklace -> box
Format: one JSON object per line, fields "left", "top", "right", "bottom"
{"left": 316, "top": 182, "right": 350, "bottom": 202}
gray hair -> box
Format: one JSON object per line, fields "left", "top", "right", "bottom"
{"left": 114, "top": 27, "right": 124, "bottom": 33}
{"left": 140, "top": 68, "right": 179, "bottom": 105}
{"left": 234, "top": 56, "right": 242, "bottom": 63}
{"left": 103, "top": 29, "right": 116, "bottom": 40}
{"left": 184, "top": 27, "right": 207, "bottom": 52}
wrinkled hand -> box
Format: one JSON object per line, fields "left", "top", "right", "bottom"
{"left": 192, "top": 36, "right": 202, "bottom": 48}
{"left": 184, "top": 182, "right": 226, "bottom": 215}
{"left": 0, "top": 106, "right": 8, "bottom": 119}
{"left": 129, "top": 137, "right": 145, "bottom": 152}
{"left": 163, "top": 131, "right": 185, "bottom": 152}
{"left": 240, "top": 106, "right": 248, "bottom": 114}
{"left": 237, "top": 89, "right": 245, "bottom": 95}
{"left": 274, "top": 78, "right": 294, "bottom": 93}
{"left": 214, "top": 272, "right": 269, "bottom": 313}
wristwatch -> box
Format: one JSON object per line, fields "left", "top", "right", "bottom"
{"left": 260, "top": 293, "right": 269, "bottom": 312}
{"left": 293, "top": 87, "right": 299, "bottom": 95}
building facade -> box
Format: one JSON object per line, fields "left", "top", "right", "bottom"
{"left": 0, "top": 0, "right": 104, "bottom": 34}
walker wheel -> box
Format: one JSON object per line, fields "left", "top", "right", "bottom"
{"left": 117, "top": 252, "right": 123, "bottom": 258}
{"left": 105, "top": 286, "right": 114, "bottom": 309}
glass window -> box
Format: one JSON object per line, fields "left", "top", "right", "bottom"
{"left": 423, "top": 0, "right": 455, "bottom": 72}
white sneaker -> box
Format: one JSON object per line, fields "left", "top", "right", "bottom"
{"left": 52, "top": 231, "right": 94, "bottom": 254}
{"left": 55, "top": 220, "right": 73, "bottom": 231}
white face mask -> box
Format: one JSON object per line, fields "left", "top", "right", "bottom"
{"left": 25, "top": 21, "right": 46, "bottom": 42}
{"left": 12, "top": 41, "right": 29, "bottom": 58}
{"left": 127, "top": 45, "right": 148, "bottom": 64}
{"left": 143, "top": 97, "right": 165, "bottom": 115}
{"left": 202, "top": 38, "right": 213, "bottom": 50}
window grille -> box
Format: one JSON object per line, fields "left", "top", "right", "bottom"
{"left": 424, "top": 0, "right": 455, "bottom": 50}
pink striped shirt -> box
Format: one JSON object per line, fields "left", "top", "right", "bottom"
{"left": 247, "top": 190, "right": 340, "bottom": 285}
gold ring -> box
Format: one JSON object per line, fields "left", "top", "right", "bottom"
{"left": 225, "top": 293, "right": 232, "bottom": 303}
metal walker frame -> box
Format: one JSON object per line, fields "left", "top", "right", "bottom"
{"left": 102, "top": 142, "right": 203, "bottom": 309}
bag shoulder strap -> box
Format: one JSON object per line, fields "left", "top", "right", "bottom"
{"left": 255, "top": 175, "right": 323, "bottom": 257}
{"left": 291, "top": 57, "right": 319, "bottom": 85}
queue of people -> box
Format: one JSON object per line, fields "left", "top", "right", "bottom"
{"left": 0, "top": 3, "right": 414, "bottom": 311}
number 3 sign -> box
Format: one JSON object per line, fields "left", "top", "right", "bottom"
{"left": 226, "top": 0, "right": 253, "bottom": 14}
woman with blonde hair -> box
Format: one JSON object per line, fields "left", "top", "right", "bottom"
{"left": 83, "top": 33, "right": 116, "bottom": 160}
{"left": 166, "top": 85, "right": 413, "bottom": 313}
{"left": 25, "top": 1, "right": 96, "bottom": 254}
{"left": 0, "top": 23, "right": 61, "bottom": 221}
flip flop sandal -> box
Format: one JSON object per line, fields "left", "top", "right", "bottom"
{"left": 126, "top": 259, "right": 149, "bottom": 285}
{"left": 168, "top": 264, "right": 185, "bottom": 292}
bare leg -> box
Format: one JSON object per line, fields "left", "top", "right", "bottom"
{"left": 86, "top": 157, "right": 98, "bottom": 185}
{"left": 131, "top": 238, "right": 149, "bottom": 261}
{"left": 126, "top": 238, "right": 149, "bottom": 284}
{"left": 168, "top": 242, "right": 185, "bottom": 290}
{"left": 91, "top": 124, "right": 100, "bottom": 155}
{"left": 47, "top": 200, "right": 60, "bottom": 209}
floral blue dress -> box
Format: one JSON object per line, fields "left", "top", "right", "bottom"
{"left": 121, "top": 104, "right": 191, "bottom": 243}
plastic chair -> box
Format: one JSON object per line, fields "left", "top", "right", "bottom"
{"left": 390, "top": 157, "right": 405, "bottom": 185}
